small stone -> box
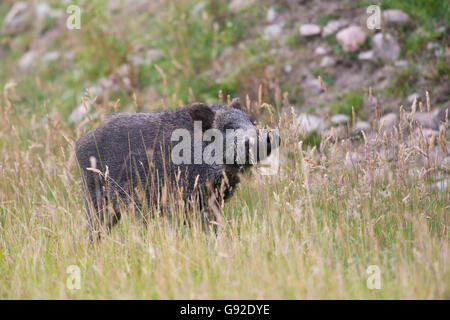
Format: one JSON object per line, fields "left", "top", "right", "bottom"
{"left": 264, "top": 24, "right": 282, "bottom": 39}
{"left": 331, "top": 114, "right": 349, "bottom": 125}
{"left": 314, "top": 46, "right": 327, "bottom": 55}
{"left": 41, "top": 51, "right": 60, "bottom": 64}
{"left": 3, "top": 2, "right": 32, "bottom": 35}
{"left": 146, "top": 49, "right": 164, "bottom": 61}
{"left": 323, "top": 126, "right": 346, "bottom": 141}
{"left": 436, "top": 26, "right": 446, "bottom": 36}
{"left": 435, "top": 179, "right": 449, "bottom": 191}
{"left": 426, "top": 42, "right": 443, "bottom": 56}
{"left": 18, "top": 50, "right": 39, "bottom": 71}
{"left": 265, "top": 65, "right": 275, "bottom": 78}
{"left": 354, "top": 121, "right": 371, "bottom": 133}
{"left": 266, "top": 7, "right": 276, "bottom": 23}
{"left": 407, "top": 93, "right": 420, "bottom": 103}
{"left": 427, "top": 42, "right": 440, "bottom": 51}
{"left": 299, "top": 24, "right": 321, "bottom": 37}
{"left": 296, "top": 113, "right": 325, "bottom": 133}
{"left": 320, "top": 56, "right": 335, "bottom": 68}
{"left": 358, "top": 50, "right": 374, "bottom": 61}
{"left": 345, "top": 151, "right": 362, "bottom": 168}
{"left": 191, "top": 1, "right": 206, "bottom": 16}
{"left": 418, "top": 128, "right": 439, "bottom": 139}
{"left": 116, "top": 64, "right": 131, "bottom": 78}
{"left": 382, "top": 9, "right": 410, "bottom": 24}
{"left": 395, "top": 60, "right": 408, "bottom": 68}
{"left": 322, "top": 20, "right": 346, "bottom": 37}
{"left": 283, "top": 64, "right": 292, "bottom": 73}
{"left": 372, "top": 33, "right": 400, "bottom": 61}
{"left": 336, "top": 26, "right": 367, "bottom": 52}
{"left": 436, "top": 105, "right": 450, "bottom": 123}
{"left": 439, "top": 157, "right": 450, "bottom": 172}
{"left": 35, "top": 3, "right": 63, "bottom": 21}
{"left": 380, "top": 113, "right": 398, "bottom": 129}
{"left": 304, "top": 78, "right": 323, "bottom": 95}
{"left": 69, "top": 101, "right": 92, "bottom": 123}
{"left": 229, "top": 0, "right": 254, "bottom": 13}
{"left": 130, "top": 49, "right": 163, "bottom": 66}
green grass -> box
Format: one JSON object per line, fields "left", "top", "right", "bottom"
{"left": 330, "top": 90, "right": 364, "bottom": 118}
{"left": 381, "top": 0, "right": 450, "bottom": 25}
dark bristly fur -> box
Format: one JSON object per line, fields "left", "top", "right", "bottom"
{"left": 75, "top": 98, "right": 276, "bottom": 238}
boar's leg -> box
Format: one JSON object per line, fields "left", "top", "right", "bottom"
{"left": 200, "top": 183, "right": 225, "bottom": 233}
{"left": 84, "top": 171, "right": 122, "bottom": 241}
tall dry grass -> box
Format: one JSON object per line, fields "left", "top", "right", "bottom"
{"left": 0, "top": 80, "right": 448, "bottom": 298}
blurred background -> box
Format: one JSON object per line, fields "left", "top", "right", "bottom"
{"left": 0, "top": 0, "right": 448, "bottom": 126}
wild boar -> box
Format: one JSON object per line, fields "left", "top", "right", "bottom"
{"left": 75, "top": 98, "right": 279, "bottom": 237}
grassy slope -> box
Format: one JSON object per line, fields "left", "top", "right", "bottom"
{"left": 0, "top": 0, "right": 448, "bottom": 298}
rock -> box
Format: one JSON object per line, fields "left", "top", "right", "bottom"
{"left": 380, "top": 113, "right": 398, "bottom": 129}
{"left": 146, "top": 49, "right": 164, "bottom": 61}
{"left": 229, "top": 0, "right": 254, "bottom": 13}
{"left": 314, "top": 46, "right": 327, "bottom": 55}
{"left": 18, "top": 50, "right": 39, "bottom": 71}
{"left": 320, "top": 56, "right": 335, "bottom": 68}
{"left": 436, "top": 105, "right": 450, "bottom": 123}
{"left": 3, "top": 2, "right": 32, "bottom": 35}
{"left": 304, "top": 78, "right": 323, "bottom": 95}
{"left": 323, "top": 126, "right": 346, "bottom": 142}
{"left": 427, "top": 42, "right": 440, "bottom": 51}
{"left": 331, "top": 114, "right": 349, "bottom": 125}
{"left": 115, "top": 64, "right": 130, "bottom": 78}
{"left": 283, "top": 64, "right": 292, "bottom": 73}
{"left": 427, "top": 42, "right": 443, "bottom": 57}
{"left": 69, "top": 101, "right": 92, "bottom": 123}
{"left": 372, "top": 33, "right": 400, "bottom": 61}
{"left": 264, "top": 24, "right": 282, "bottom": 39}
{"left": 41, "top": 51, "right": 60, "bottom": 64}
{"left": 110, "top": 64, "right": 132, "bottom": 90}
{"left": 435, "top": 179, "right": 449, "bottom": 191}
{"left": 394, "top": 60, "right": 408, "bottom": 68}
{"left": 130, "top": 49, "right": 164, "bottom": 66}
{"left": 322, "top": 20, "right": 346, "bottom": 37}
{"left": 358, "top": 50, "right": 374, "bottom": 61}
{"left": 191, "top": 1, "right": 206, "bottom": 16}
{"left": 439, "top": 157, "right": 450, "bottom": 172}
{"left": 344, "top": 151, "right": 362, "bottom": 168}
{"left": 354, "top": 121, "right": 371, "bottom": 133}
{"left": 296, "top": 113, "right": 325, "bottom": 133}
{"left": 436, "top": 26, "right": 446, "bottom": 36}
{"left": 266, "top": 7, "right": 277, "bottom": 23}
{"left": 85, "top": 85, "right": 102, "bottom": 98}
{"left": 35, "top": 3, "right": 63, "bottom": 21}
{"left": 414, "top": 127, "right": 439, "bottom": 139}
{"left": 407, "top": 93, "right": 420, "bottom": 103}
{"left": 411, "top": 110, "right": 440, "bottom": 129}
{"left": 265, "top": 65, "right": 275, "bottom": 78}
{"left": 382, "top": 9, "right": 410, "bottom": 25}
{"left": 336, "top": 26, "right": 367, "bottom": 52}
{"left": 299, "top": 24, "right": 321, "bottom": 37}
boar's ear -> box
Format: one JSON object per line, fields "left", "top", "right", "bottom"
{"left": 187, "top": 103, "right": 215, "bottom": 131}
{"left": 228, "top": 98, "right": 243, "bottom": 111}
